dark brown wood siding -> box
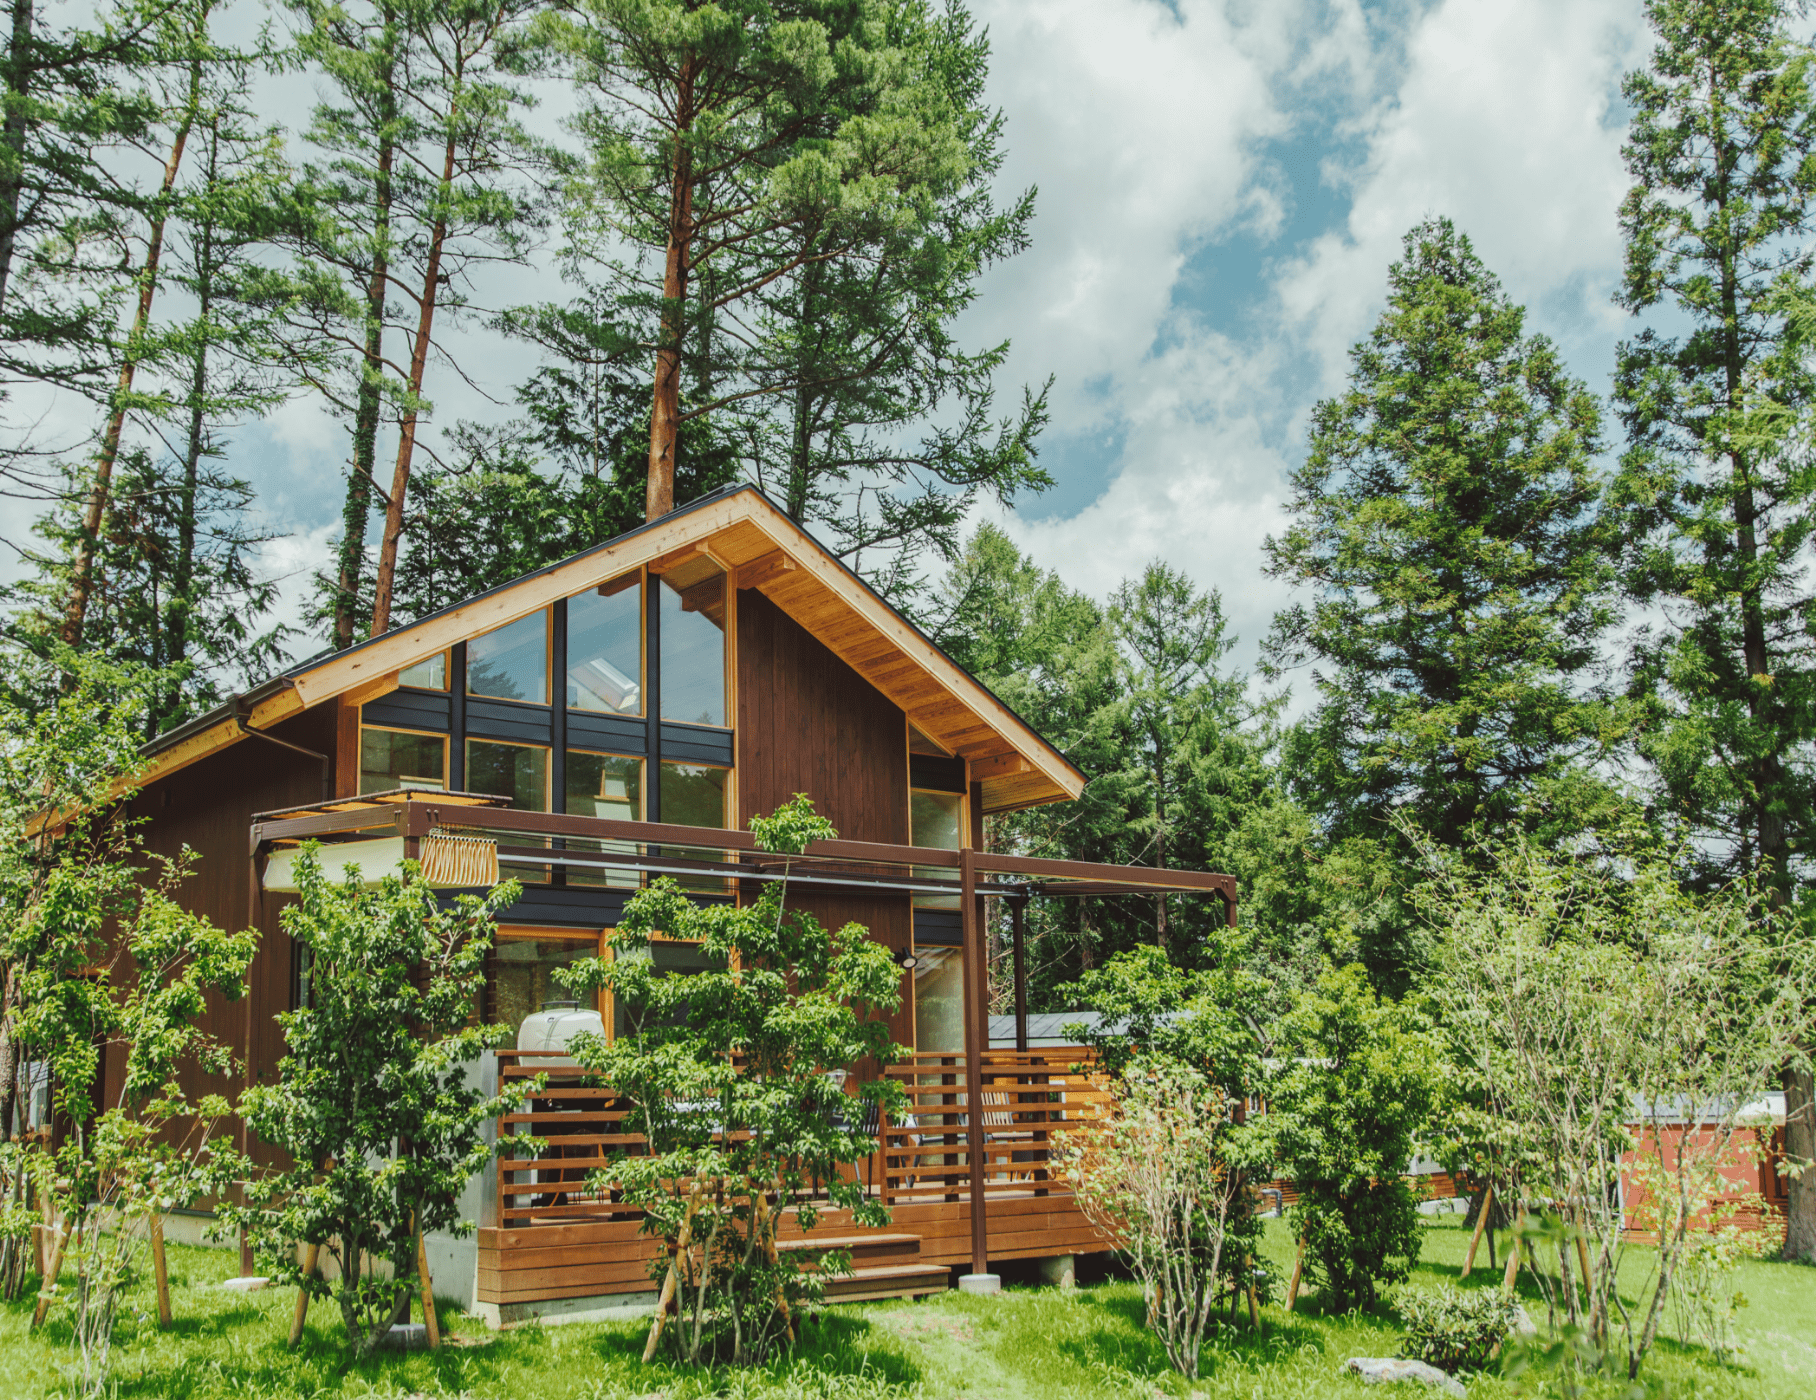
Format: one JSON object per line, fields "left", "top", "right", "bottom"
{"left": 736, "top": 590, "right": 914, "bottom": 1052}
{"left": 735, "top": 588, "right": 908, "bottom": 844}
{"left": 124, "top": 699, "right": 341, "bottom": 1164}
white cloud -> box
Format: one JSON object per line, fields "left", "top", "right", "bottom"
{"left": 1280, "top": 0, "right": 1648, "bottom": 388}
{"left": 969, "top": 0, "right": 1302, "bottom": 432}
{"left": 968, "top": 0, "right": 1649, "bottom": 679}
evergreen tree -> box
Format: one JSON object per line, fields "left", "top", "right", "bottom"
{"left": 0, "top": 0, "right": 166, "bottom": 472}
{"left": 1613, "top": 0, "right": 1816, "bottom": 1259}
{"left": 284, "top": 0, "right": 547, "bottom": 644}
{"left": 546, "top": 0, "right": 970, "bottom": 521}
{"left": 4, "top": 8, "right": 294, "bottom": 723}
{"left": 736, "top": 1, "right": 1050, "bottom": 611}
{"left": 933, "top": 528, "right": 1318, "bottom": 1006}
{"left": 1263, "top": 218, "right": 1617, "bottom": 933}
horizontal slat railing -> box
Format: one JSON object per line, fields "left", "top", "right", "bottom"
{"left": 877, "top": 1049, "right": 1106, "bottom": 1205}
{"left": 495, "top": 1048, "right": 1106, "bottom": 1228}
{"left": 496, "top": 1050, "right": 648, "bottom": 1228}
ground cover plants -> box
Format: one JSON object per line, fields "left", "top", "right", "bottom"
{"left": 0, "top": 1217, "right": 1808, "bottom": 1400}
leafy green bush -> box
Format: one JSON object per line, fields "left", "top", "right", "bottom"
{"left": 1265, "top": 964, "right": 1441, "bottom": 1309}
{"left": 1395, "top": 1284, "right": 1520, "bottom": 1372}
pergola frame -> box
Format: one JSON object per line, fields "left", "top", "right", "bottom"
{"left": 249, "top": 791, "right": 1239, "bottom": 1279}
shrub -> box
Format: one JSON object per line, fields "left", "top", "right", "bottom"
{"left": 230, "top": 847, "right": 529, "bottom": 1355}
{"left": 1265, "top": 963, "right": 1441, "bottom": 1310}
{"left": 559, "top": 797, "right": 908, "bottom": 1368}
{"left": 1395, "top": 1284, "right": 1520, "bottom": 1372}
{"left": 1056, "top": 1058, "right": 1265, "bottom": 1380}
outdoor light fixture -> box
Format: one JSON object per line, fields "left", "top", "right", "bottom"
{"left": 895, "top": 948, "right": 920, "bottom": 970}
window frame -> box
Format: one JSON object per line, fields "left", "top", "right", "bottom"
{"left": 565, "top": 570, "right": 646, "bottom": 718}
{"left": 398, "top": 650, "right": 450, "bottom": 692}
{"left": 491, "top": 924, "right": 609, "bottom": 1033}
{"left": 463, "top": 735, "right": 553, "bottom": 813}
{"left": 466, "top": 607, "right": 553, "bottom": 706}
{"left": 358, "top": 724, "right": 450, "bottom": 794}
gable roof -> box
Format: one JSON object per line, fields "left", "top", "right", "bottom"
{"left": 137, "top": 485, "right": 1086, "bottom": 814}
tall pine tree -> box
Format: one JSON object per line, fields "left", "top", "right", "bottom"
{"left": 1614, "top": 0, "right": 1816, "bottom": 1259}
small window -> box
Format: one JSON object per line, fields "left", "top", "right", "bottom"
{"left": 466, "top": 739, "right": 549, "bottom": 811}
{"left": 467, "top": 740, "right": 550, "bottom": 884}
{"left": 400, "top": 651, "right": 448, "bottom": 690}
{"left": 361, "top": 728, "right": 447, "bottom": 794}
{"left": 493, "top": 931, "right": 603, "bottom": 1043}
{"left": 566, "top": 750, "right": 641, "bottom": 889}
{"left": 468, "top": 610, "right": 550, "bottom": 705}
{"left": 660, "top": 761, "right": 727, "bottom": 828}
{"left": 910, "top": 789, "right": 963, "bottom": 910}
{"left": 659, "top": 570, "right": 726, "bottom": 727}
{"left": 568, "top": 575, "right": 642, "bottom": 715}
{"left": 612, "top": 938, "right": 726, "bottom": 1040}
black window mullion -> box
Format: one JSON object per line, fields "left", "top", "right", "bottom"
{"left": 450, "top": 641, "right": 467, "bottom": 790}
{"left": 551, "top": 598, "right": 568, "bottom": 884}
{"left": 645, "top": 572, "right": 661, "bottom": 822}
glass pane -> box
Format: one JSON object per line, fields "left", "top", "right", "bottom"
{"left": 660, "top": 762, "right": 726, "bottom": 828}
{"left": 911, "top": 790, "right": 963, "bottom": 909}
{"left": 360, "top": 729, "right": 446, "bottom": 794}
{"left": 913, "top": 946, "right": 965, "bottom": 1053}
{"left": 613, "top": 940, "right": 726, "bottom": 1039}
{"left": 568, "top": 580, "right": 642, "bottom": 714}
{"left": 494, "top": 937, "right": 597, "bottom": 1042}
{"left": 911, "top": 791, "right": 963, "bottom": 849}
{"left": 400, "top": 651, "right": 447, "bottom": 690}
{"left": 566, "top": 751, "right": 641, "bottom": 889}
{"left": 466, "top": 740, "right": 549, "bottom": 811}
{"left": 468, "top": 610, "right": 549, "bottom": 704}
{"left": 660, "top": 573, "right": 725, "bottom": 726}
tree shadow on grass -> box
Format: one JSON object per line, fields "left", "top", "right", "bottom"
{"left": 575, "top": 1305, "right": 926, "bottom": 1394}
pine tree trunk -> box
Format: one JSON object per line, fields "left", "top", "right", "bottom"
{"left": 61, "top": 39, "right": 205, "bottom": 653}
{"left": 332, "top": 7, "right": 398, "bottom": 650}
{"left": 646, "top": 55, "right": 696, "bottom": 521}
{"left": 146, "top": 114, "right": 224, "bottom": 735}
{"left": 368, "top": 94, "right": 460, "bottom": 637}
{"left": 0, "top": 0, "right": 32, "bottom": 318}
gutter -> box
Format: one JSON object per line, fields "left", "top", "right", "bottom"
{"left": 232, "top": 691, "right": 330, "bottom": 802}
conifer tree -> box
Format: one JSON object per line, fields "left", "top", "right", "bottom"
{"left": 1264, "top": 218, "right": 1616, "bottom": 860}
{"left": 546, "top": 0, "right": 969, "bottom": 521}
{"left": 736, "top": 1, "right": 1050, "bottom": 608}
{"left": 1614, "top": 0, "right": 1816, "bottom": 1259}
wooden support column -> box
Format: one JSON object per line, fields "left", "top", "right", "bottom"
{"left": 1011, "top": 896, "right": 1029, "bottom": 1052}
{"left": 960, "top": 845, "right": 989, "bottom": 1279}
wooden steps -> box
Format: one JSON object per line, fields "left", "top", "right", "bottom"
{"left": 823, "top": 1260, "right": 950, "bottom": 1303}
{"left": 780, "top": 1230, "right": 949, "bottom": 1303}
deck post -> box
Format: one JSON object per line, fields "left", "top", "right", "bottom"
{"left": 1010, "top": 896, "right": 1029, "bottom": 1052}
{"left": 959, "top": 846, "right": 995, "bottom": 1289}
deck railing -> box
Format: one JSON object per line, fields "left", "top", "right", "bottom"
{"left": 877, "top": 1050, "right": 1107, "bottom": 1205}
{"left": 493, "top": 1047, "right": 1106, "bottom": 1230}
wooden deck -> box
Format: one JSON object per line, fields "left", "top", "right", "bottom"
{"left": 479, "top": 1048, "right": 1113, "bottom": 1309}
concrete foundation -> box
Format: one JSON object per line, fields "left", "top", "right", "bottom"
{"left": 1037, "top": 1254, "right": 1076, "bottom": 1289}
{"left": 469, "top": 1289, "right": 661, "bottom": 1330}
{"left": 957, "top": 1273, "right": 1001, "bottom": 1295}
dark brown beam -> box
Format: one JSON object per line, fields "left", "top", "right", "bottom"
{"left": 1011, "top": 896, "right": 1029, "bottom": 1053}
{"left": 976, "top": 850, "right": 1234, "bottom": 890}
{"left": 961, "top": 846, "right": 989, "bottom": 1279}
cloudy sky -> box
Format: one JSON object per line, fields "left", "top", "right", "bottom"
{"left": 959, "top": 0, "right": 1651, "bottom": 673}
{"left": 15, "top": 0, "right": 1658, "bottom": 681}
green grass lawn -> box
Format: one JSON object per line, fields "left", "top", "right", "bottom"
{"left": 1, "top": 1217, "right": 1810, "bottom": 1399}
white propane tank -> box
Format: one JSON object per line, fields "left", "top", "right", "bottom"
{"left": 515, "top": 1001, "right": 605, "bottom": 1069}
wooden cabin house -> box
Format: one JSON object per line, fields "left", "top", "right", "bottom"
{"left": 122, "top": 485, "right": 1237, "bottom": 1324}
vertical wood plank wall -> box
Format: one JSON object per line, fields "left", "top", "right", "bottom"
{"left": 736, "top": 588, "right": 915, "bottom": 1051}
{"left": 123, "top": 700, "right": 341, "bottom": 1166}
